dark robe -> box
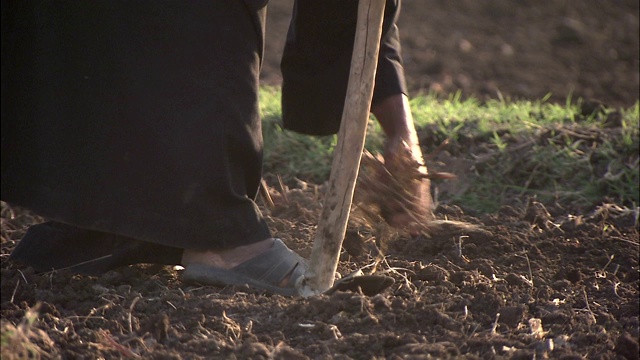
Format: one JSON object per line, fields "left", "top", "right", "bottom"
{"left": 2, "top": 1, "right": 271, "bottom": 250}
{"left": 1, "top": 0, "right": 406, "bottom": 252}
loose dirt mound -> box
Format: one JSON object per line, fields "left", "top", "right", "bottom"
{"left": 2, "top": 1, "right": 639, "bottom": 359}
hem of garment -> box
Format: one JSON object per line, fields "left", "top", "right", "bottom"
{"left": 3, "top": 186, "right": 272, "bottom": 251}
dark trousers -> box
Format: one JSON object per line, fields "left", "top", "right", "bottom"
{"left": 1, "top": 0, "right": 405, "bottom": 250}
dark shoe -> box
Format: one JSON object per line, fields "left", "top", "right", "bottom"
{"left": 9, "top": 222, "right": 182, "bottom": 276}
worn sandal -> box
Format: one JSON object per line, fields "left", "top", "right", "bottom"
{"left": 182, "top": 239, "right": 396, "bottom": 297}
{"left": 182, "top": 239, "right": 307, "bottom": 296}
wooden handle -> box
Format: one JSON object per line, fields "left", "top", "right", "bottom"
{"left": 297, "top": 0, "right": 386, "bottom": 296}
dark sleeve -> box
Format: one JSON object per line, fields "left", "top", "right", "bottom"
{"left": 281, "top": 0, "right": 407, "bottom": 136}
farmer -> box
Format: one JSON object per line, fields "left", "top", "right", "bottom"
{"left": 2, "top": 0, "right": 429, "bottom": 295}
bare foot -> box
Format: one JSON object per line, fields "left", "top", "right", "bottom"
{"left": 371, "top": 94, "right": 433, "bottom": 228}
{"left": 181, "top": 238, "right": 275, "bottom": 270}
{"left": 382, "top": 139, "right": 433, "bottom": 228}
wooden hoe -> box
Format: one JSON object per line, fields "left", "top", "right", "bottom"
{"left": 296, "top": 0, "right": 392, "bottom": 297}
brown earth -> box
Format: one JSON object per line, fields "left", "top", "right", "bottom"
{"left": 1, "top": 1, "right": 639, "bottom": 359}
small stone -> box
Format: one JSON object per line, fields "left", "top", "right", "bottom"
{"left": 505, "top": 273, "right": 526, "bottom": 286}
{"left": 498, "top": 305, "right": 526, "bottom": 329}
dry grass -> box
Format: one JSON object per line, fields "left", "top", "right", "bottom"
{"left": 1, "top": 304, "right": 57, "bottom": 360}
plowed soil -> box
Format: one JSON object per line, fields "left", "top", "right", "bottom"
{"left": 2, "top": 1, "right": 638, "bottom": 359}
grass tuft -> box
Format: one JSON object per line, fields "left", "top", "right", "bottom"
{"left": 1, "top": 304, "right": 57, "bottom": 359}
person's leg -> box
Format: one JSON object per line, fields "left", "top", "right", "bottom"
{"left": 371, "top": 94, "right": 433, "bottom": 226}
{"left": 281, "top": 0, "right": 406, "bottom": 136}
{"left": 281, "top": 0, "right": 432, "bottom": 227}
{"left": 3, "top": 1, "right": 305, "bottom": 290}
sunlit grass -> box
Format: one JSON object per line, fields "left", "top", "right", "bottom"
{"left": 260, "top": 87, "right": 639, "bottom": 213}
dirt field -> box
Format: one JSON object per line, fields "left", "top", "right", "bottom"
{"left": 2, "top": 1, "right": 639, "bottom": 359}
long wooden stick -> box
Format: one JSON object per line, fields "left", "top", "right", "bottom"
{"left": 297, "top": 0, "right": 386, "bottom": 297}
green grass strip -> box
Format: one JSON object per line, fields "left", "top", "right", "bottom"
{"left": 260, "top": 87, "right": 639, "bottom": 213}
